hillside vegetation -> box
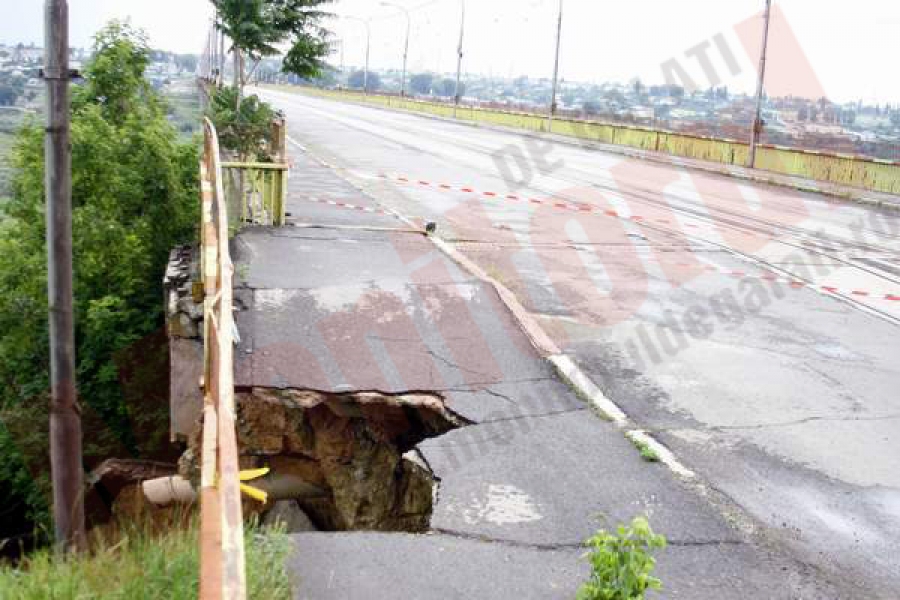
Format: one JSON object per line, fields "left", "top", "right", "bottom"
{"left": 0, "top": 21, "right": 199, "bottom": 546}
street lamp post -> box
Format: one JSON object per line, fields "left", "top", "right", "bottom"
{"left": 453, "top": 0, "right": 465, "bottom": 117}
{"left": 547, "top": 0, "right": 564, "bottom": 132}
{"left": 380, "top": 2, "right": 410, "bottom": 97}
{"left": 748, "top": 0, "right": 772, "bottom": 168}
{"left": 346, "top": 16, "right": 371, "bottom": 94}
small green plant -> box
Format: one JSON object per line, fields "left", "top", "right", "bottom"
{"left": 629, "top": 436, "right": 660, "bottom": 463}
{"left": 577, "top": 516, "right": 667, "bottom": 600}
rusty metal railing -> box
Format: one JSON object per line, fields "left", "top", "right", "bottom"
{"left": 299, "top": 86, "right": 900, "bottom": 195}
{"left": 221, "top": 117, "right": 289, "bottom": 229}
{"left": 199, "top": 117, "right": 246, "bottom": 599}
{"left": 221, "top": 161, "right": 288, "bottom": 228}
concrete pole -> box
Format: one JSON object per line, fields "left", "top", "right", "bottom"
{"left": 547, "top": 0, "right": 563, "bottom": 133}
{"left": 453, "top": 0, "right": 465, "bottom": 117}
{"left": 218, "top": 23, "right": 225, "bottom": 87}
{"left": 748, "top": 0, "right": 772, "bottom": 168}
{"left": 210, "top": 24, "right": 217, "bottom": 81}
{"left": 44, "top": 0, "right": 85, "bottom": 554}
{"left": 345, "top": 17, "right": 371, "bottom": 94}
{"left": 400, "top": 13, "right": 409, "bottom": 97}
{"left": 380, "top": 3, "right": 410, "bottom": 97}
{"left": 234, "top": 46, "right": 243, "bottom": 110}
{"left": 364, "top": 22, "right": 371, "bottom": 94}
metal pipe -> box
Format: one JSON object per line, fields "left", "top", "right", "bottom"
{"left": 547, "top": 0, "right": 564, "bottom": 133}
{"left": 143, "top": 474, "right": 327, "bottom": 506}
{"left": 453, "top": 0, "right": 465, "bottom": 117}
{"left": 748, "top": 0, "right": 772, "bottom": 168}
{"left": 44, "top": 0, "right": 85, "bottom": 554}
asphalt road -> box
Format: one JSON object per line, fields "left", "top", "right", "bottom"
{"left": 255, "top": 86, "right": 900, "bottom": 595}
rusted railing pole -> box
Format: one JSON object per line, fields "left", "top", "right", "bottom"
{"left": 199, "top": 118, "right": 246, "bottom": 600}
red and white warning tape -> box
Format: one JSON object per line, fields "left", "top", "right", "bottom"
{"left": 381, "top": 173, "right": 711, "bottom": 226}
{"left": 298, "top": 197, "right": 391, "bottom": 216}
{"left": 295, "top": 181, "right": 900, "bottom": 303}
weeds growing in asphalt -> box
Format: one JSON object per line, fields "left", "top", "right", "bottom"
{"left": 578, "top": 516, "right": 666, "bottom": 600}
{"left": 629, "top": 436, "right": 661, "bottom": 463}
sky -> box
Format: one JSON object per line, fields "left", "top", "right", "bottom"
{"left": 1, "top": 0, "right": 898, "bottom": 104}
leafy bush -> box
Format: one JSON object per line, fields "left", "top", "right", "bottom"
{"left": 0, "top": 21, "right": 198, "bottom": 539}
{"left": 206, "top": 86, "right": 275, "bottom": 160}
{"left": 577, "top": 517, "right": 667, "bottom": 600}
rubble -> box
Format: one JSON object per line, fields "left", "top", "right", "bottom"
{"left": 180, "top": 388, "right": 467, "bottom": 532}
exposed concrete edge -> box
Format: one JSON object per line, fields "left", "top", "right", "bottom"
{"left": 268, "top": 86, "right": 900, "bottom": 212}
{"left": 431, "top": 232, "right": 698, "bottom": 482}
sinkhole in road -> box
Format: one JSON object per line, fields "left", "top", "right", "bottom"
{"left": 185, "top": 388, "right": 468, "bottom": 532}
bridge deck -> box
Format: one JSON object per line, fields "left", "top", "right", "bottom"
{"left": 226, "top": 137, "right": 842, "bottom": 599}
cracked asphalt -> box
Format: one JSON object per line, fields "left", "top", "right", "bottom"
{"left": 239, "top": 87, "right": 900, "bottom": 598}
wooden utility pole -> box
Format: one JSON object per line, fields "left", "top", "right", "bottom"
{"left": 44, "top": 0, "right": 85, "bottom": 553}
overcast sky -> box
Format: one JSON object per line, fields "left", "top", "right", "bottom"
{"left": 2, "top": 0, "right": 898, "bottom": 104}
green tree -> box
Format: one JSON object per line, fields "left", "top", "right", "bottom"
{"left": 348, "top": 69, "right": 380, "bottom": 92}
{"left": 76, "top": 22, "right": 156, "bottom": 125}
{"left": 409, "top": 73, "right": 433, "bottom": 95}
{"left": 206, "top": 86, "right": 275, "bottom": 160}
{"left": 438, "top": 78, "right": 463, "bottom": 98}
{"left": 211, "top": 0, "right": 333, "bottom": 95}
{"left": 0, "top": 85, "right": 18, "bottom": 106}
{"left": 174, "top": 53, "right": 199, "bottom": 73}
{"left": 0, "top": 21, "right": 198, "bottom": 537}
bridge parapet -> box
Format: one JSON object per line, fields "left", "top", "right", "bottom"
{"left": 196, "top": 117, "right": 246, "bottom": 599}
{"left": 298, "top": 86, "right": 900, "bottom": 196}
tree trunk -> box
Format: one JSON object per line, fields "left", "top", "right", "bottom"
{"left": 233, "top": 48, "right": 243, "bottom": 110}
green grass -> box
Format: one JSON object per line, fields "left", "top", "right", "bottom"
{"left": 0, "top": 518, "right": 293, "bottom": 600}
{"left": 629, "top": 436, "right": 661, "bottom": 463}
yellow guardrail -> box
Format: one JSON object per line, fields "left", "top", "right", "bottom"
{"left": 199, "top": 117, "right": 246, "bottom": 600}
{"left": 293, "top": 86, "right": 900, "bottom": 196}
{"left": 220, "top": 118, "right": 290, "bottom": 230}
{"left": 221, "top": 161, "right": 289, "bottom": 229}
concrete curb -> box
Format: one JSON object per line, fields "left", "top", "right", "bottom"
{"left": 436, "top": 235, "right": 698, "bottom": 482}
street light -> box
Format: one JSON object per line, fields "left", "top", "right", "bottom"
{"left": 748, "top": 0, "right": 772, "bottom": 168}
{"left": 547, "top": 0, "right": 564, "bottom": 132}
{"left": 345, "top": 16, "right": 371, "bottom": 94}
{"left": 380, "top": 2, "right": 410, "bottom": 97}
{"left": 453, "top": 0, "right": 465, "bottom": 117}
